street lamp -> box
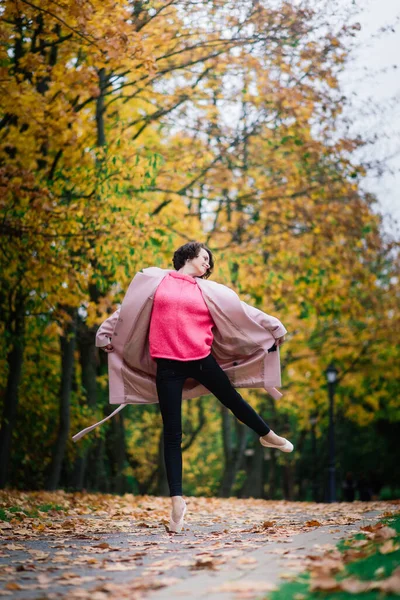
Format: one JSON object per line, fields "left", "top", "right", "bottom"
{"left": 326, "top": 363, "right": 338, "bottom": 503}
{"left": 309, "top": 415, "right": 318, "bottom": 502}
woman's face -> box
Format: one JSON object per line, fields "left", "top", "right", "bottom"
{"left": 187, "top": 248, "right": 210, "bottom": 277}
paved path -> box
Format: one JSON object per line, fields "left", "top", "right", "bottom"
{"left": 147, "top": 516, "right": 378, "bottom": 600}
{"left": 0, "top": 498, "right": 397, "bottom": 599}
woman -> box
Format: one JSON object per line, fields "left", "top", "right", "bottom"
{"left": 101, "top": 242, "right": 292, "bottom": 532}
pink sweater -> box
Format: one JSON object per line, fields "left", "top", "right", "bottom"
{"left": 149, "top": 271, "right": 215, "bottom": 361}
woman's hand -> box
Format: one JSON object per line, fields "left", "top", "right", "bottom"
{"left": 102, "top": 343, "right": 114, "bottom": 353}
{"left": 275, "top": 335, "right": 286, "bottom": 347}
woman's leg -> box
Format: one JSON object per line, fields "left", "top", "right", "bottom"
{"left": 193, "top": 354, "right": 271, "bottom": 436}
{"left": 155, "top": 360, "right": 187, "bottom": 497}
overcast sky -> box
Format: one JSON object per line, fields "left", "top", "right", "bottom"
{"left": 337, "top": 0, "right": 400, "bottom": 239}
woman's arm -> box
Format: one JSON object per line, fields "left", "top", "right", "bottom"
{"left": 240, "top": 301, "right": 287, "bottom": 339}
{"left": 95, "top": 308, "right": 121, "bottom": 348}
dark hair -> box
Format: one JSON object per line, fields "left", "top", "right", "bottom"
{"left": 172, "top": 242, "right": 214, "bottom": 279}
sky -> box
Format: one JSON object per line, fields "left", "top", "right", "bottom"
{"left": 336, "top": 0, "right": 400, "bottom": 239}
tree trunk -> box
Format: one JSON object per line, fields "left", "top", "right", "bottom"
{"left": 71, "top": 66, "right": 110, "bottom": 492}
{"left": 238, "top": 442, "right": 264, "bottom": 498}
{"left": 0, "top": 304, "right": 25, "bottom": 488}
{"left": 46, "top": 307, "right": 78, "bottom": 490}
{"left": 283, "top": 463, "right": 295, "bottom": 500}
{"left": 72, "top": 316, "right": 100, "bottom": 490}
{"left": 218, "top": 407, "right": 247, "bottom": 497}
{"left": 96, "top": 67, "right": 106, "bottom": 146}
{"left": 73, "top": 50, "right": 109, "bottom": 486}
{"left": 91, "top": 439, "right": 110, "bottom": 492}
{"left": 111, "top": 409, "right": 127, "bottom": 494}
{"left": 265, "top": 448, "right": 277, "bottom": 499}
{"left": 78, "top": 319, "right": 98, "bottom": 407}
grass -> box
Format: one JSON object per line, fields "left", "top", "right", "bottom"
{"left": 267, "top": 514, "right": 400, "bottom": 600}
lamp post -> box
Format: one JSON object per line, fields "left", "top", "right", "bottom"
{"left": 326, "top": 363, "right": 338, "bottom": 503}
{"left": 309, "top": 415, "right": 318, "bottom": 502}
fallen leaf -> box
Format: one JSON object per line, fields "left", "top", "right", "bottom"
{"left": 340, "top": 577, "right": 373, "bottom": 593}
{"left": 4, "top": 583, "right": 22, "bottom": 591}
{"left": 309, "top": 576, "right": 340, "bottom": 591}
{"left": 305, "top": 520, "right": 322, "bottom": 527}
{"left": 37, "top": 574, "right": 52, "bottom": 585}
{"left": 190, "top": 556, "right": 218, "bottom": 570}
{"left": 376, "top": 567, "right": 400, "bottom": 594}
{"left": 350, "top": 539, "right": 369, "bottom": 548}
{"left": 373, "top": 526, "right": 396, "bottom": 540}
{"left": 280, "top": 572, "right": 300, "bottom": 580}
{"left": 4, "top": 544, "right": 24, "bottom": 550}
{"left": 13, "top": 528, "right": 31, "bottom": 535}
{"left": 103, "top": 562, "right": 137, "bottom": 571}
{"left": 237, "top": 557, "right": 258, "bottom": 564}
{"left": 210, "top": 581, "right": 278, "bottom": 592}
{"left": 379, "top": 539, "right": 400, "bottom": 554}
{"left": 27, "top": 550, "right": 49, "bottom": 560}
{"left": 261, "top": 521, "right": 275, "bottom": 529}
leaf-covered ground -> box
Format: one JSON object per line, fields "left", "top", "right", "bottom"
{"left": 270, "top": 515, "right": 400, "bottom": 600}
{"left": 0, "top": 491, "right": 398, "bottom": 599}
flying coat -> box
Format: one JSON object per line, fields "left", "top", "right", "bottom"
{"left": 72, "top": 267, "right": 287, "bottom": 442}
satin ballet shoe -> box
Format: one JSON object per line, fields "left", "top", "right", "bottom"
{"left": 259, "top": 435, "right": 294, "bottom": 453}
{"left": 169, "top": 501, "right": 187, "bottom": 533}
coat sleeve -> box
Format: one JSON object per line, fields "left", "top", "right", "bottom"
{"left": 95, "top": 308, "right": 121, "bottom": 347}
{"left": 240, "top": 301, "right": 287, "bottom": 339}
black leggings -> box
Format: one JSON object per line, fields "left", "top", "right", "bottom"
{"left": 155, "top": 353, "right": 270, "bottom": 496}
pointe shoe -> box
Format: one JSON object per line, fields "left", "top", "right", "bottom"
{"left": 169, "top": 500, "right": 187, "bottom": 533}
{"left": 260, "top": 434, "right": 294, "bottom": 453}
